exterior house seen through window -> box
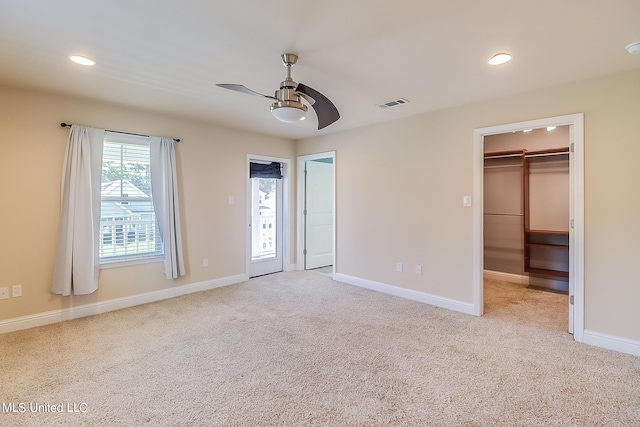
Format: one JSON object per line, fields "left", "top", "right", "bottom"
{"left": 100, "top": 136, "right": 162, "bottom": 262}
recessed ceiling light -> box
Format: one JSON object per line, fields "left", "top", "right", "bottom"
{"left": 547, "top": 126, "right": 556, "bottom": 131}
{"left": 625, "top": 41, "right": 640, "bottom": 54}
{"left": 488, "top": 52, "right": 512, "bottom": 65}
{"left": 70, "top": 55, "right": 96, "bottom": 66}
{"left": 523, "top": 129, "right": 532, "bottom": 133}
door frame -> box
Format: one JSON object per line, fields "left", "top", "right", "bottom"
{"left": 246, "top": 154, "right": 292, "bottom": 277}
{"left": 297, "top": 151, "right": 336, "bottom": 276}
{"left": 472, "top": 113, "right": 584, "bottom": 342}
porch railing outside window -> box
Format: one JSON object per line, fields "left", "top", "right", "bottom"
{"left": 99, "top": 213, "right": 162, "bottom": 260}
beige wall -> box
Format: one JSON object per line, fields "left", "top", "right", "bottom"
{"left": 297, "top": 68, "right": 640, "bottom": 342}
{"left": 3, "top": 68, "right": 640, "bottom": 344}
{"left": 0, "top": 85, "right": 295, "bottom": 320}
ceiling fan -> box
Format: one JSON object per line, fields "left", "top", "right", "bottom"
{"left": 216, "top": 53, "right": 340, "bottom": 130}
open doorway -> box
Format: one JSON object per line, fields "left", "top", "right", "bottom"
{"left": 473, "top": 114, "right": 585, "bottom": 342}
{"left": 483, "top": 126, "right": 570, "bottom": 331}
{"left": 297, "top": 152, "right": 335, "bottom": 276}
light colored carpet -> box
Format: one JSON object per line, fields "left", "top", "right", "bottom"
{"left": 308, "top": 266, "right": 333, "bottom": 276}
{"left": 1, "top": 272, "right": 639, "bottom": 426}
{"left": 483, "top": 277, "right": 569, "bottom": 331}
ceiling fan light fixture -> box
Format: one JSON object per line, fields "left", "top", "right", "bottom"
{"left": 69, "top": 55, "right": 96, "bottom": 66}
{"left": 271, "top": 101, "right": 307, "bottom": 122}
{"left": 625, "top": 41, "right": 640, "bottom": 54}
{"left": 488, "top": 52, "right": 512, "bottom": 65}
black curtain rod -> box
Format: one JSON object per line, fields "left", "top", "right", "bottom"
{"left": 60, "top": 123, "right": 180, "bottom": 143}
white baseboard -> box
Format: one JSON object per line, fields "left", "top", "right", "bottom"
{"left": 284, "top": 263, "right": 298, "bottom": 272}
{"left": 0, "top": 273, "right": 248, "bottom": 335}
{"left": 483, "top": 270, "right": 529, "bottom": 285}
{"left": 334, "top": 273, "right": 640, "bottom": 358}
{"left": 583, "top": 330, "right": 640, "bottom": 357}
{"left": 334, "top": 273, "right": 475, "bottom": 315}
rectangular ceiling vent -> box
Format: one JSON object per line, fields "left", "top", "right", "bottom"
{"left": 377, "top": 98, "right": 410, "bottom": 109}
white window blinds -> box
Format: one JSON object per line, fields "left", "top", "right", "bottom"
{"left": 100, "top": 135, "right": 162, "bottom": 261}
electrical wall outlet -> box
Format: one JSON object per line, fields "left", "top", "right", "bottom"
{"left": 0, "top": 287, "right": 8, "bottom": 300}
{"left": 396, "top": 262, "right": 403, "bottom": 272}
{"left": 12, "top": 284, "right": 22, "bottom": 297}
{"left": 203, "top": 258, "right": 209, "bottom": 267}
{"left": 415, "top": 265, "right": 422, "bottom": 275}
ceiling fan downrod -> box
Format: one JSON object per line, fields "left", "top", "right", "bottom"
{"left": 271, "top": 53, "right": 307, "bottom": 120}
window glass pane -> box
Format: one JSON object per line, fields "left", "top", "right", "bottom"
{"left": 100, "top": 139, "right": 162, "bottom": 261}
{"left": 251, "top": 178, "right": 277, "bottom": 260}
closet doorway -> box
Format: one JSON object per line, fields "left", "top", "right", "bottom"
{"left": 472, "top": 114, "right": 584, "bottom": 341}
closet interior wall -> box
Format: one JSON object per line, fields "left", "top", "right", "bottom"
{"left": 484, "top": 126, "right": 570, "bottom": 293}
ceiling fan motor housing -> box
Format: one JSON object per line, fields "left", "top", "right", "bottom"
{"left": 272, "top": 86, "right": 307, "bottom": 111}
{"left": 271, "top": 53, "right": 306, "bottom": 116}
{"left": 271, "top": 75, "right": 307, "bottom": 122}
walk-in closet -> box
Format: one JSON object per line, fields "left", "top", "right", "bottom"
{"left": 484, "top": 126, "right": 570, "bottom": 293}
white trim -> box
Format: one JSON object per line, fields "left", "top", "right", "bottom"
{"left": 583, "top": 330, "right": 640, "bottom": 357}
{"left": 297, "top": 152, "right": 336, "bottom": 276}
{"left": 246, "top": 154, "right": 292, "bottom": 278}
{"left": 483, "top": 270, "right": 529, "bottom": 285}
{"left": 335, "top": 273, "right": 475, "bottom": 315}
{"left": 473, "top": 113, "right": 585, "bottom": 341}
{"left": 0, "top": 274, "right": 248, "bottom": 335}
{"left": 284, "top": 263, "right": 298, "bottom": 272}
{"left": 570, "top": 114, "right": 585, "bottom": 341}
{"left": 472, "top": 132, "right": 484, "bottom": 316}
{"left": 99, "top": 256, "right": 163, "bottom": 269}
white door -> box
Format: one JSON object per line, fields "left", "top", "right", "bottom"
{"left": 249, "top": 175, "right": 283, "bottom": 277}
{"left": 304, "top": 159, "right": 334, "bottom": 269}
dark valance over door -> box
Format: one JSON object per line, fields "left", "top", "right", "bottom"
{"left": 250, "top": 162, "right": 283, "bottom": 179}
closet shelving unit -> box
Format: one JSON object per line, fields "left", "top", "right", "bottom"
{"left": 484, "top": 146, "right": 570, "bottom": 287}
{"left": 523, "top": 146, "right": 570, "bottom": 281}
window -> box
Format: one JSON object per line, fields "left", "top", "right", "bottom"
{"left": 100, "top": 134, "right": 162, "bottom": 263}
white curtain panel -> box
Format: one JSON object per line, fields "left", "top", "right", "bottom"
{"left": 150, "top": 137, "right": 185, "bottom": 279}
{"left": 52, "top": 126, "right": 105, "bottom": 296}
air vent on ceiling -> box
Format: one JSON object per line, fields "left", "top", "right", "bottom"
{"left": 377, "top": 98, "right": 410, "bottom": 109}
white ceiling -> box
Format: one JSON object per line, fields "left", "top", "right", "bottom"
{"left": 1, "top": 0, "right": 639, "bottom": 140}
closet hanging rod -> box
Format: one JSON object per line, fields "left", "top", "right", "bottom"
{"left": 60, "top": 122, "right": 181, "bottom": 143}
{"left": 484, "top": 153, "right": 523, "bottom": 160}
{"left": 484, "top": 213, "right": 523, "bottom": 216}
{"left": 525, "top": 151, "right": 569, "bottom": 159}
{"left": 484, "top": 164, "right": 522, "bottom": 170}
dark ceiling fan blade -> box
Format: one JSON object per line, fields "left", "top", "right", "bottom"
{"left": 296, "top": 83, "right": 340, "bottom": 130}
{"left": 216, "top": 84, "right": 276, "bottom": 100}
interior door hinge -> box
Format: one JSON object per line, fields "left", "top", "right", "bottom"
{"left": 570, "top": 143, "right": 574, "bottom": 152}
{"left": 570, "top": 295, "right": 574, "bottom": 305}
{"left": 303, "top": 209, "right": 307, "bottom": 216}
{"left": 303, "top": 249, "right": 307, "bottom": 255}
{"left": 570, "top": 219, "right": 574, "bottom": 229}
